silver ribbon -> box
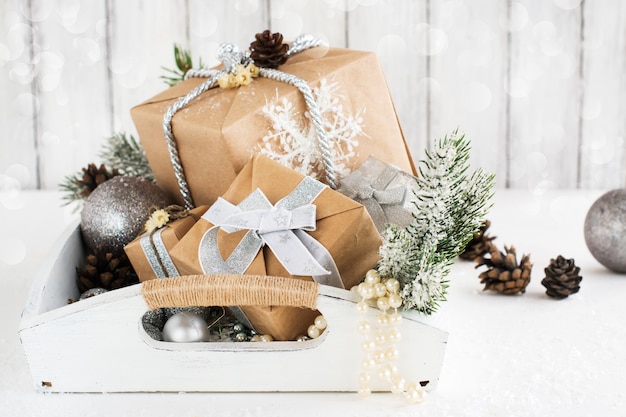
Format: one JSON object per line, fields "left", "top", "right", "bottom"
{"left": 139, "top": 228, "right": 180, "bottom": 278}
{"left": 338, "top": 158, "right": 413, "bottom": 233}
{"left": 198, "top": 176, "right": 344, "bottom": 288}
{"left": 163, "top": 34, "right": 335, "bottom": 210}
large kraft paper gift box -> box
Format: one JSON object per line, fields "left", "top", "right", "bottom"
{"left": 170, "top": 155, "right": 382, "bottom": 341}
{"left": 130, "top": 43, "right": 416, "bottom": 207}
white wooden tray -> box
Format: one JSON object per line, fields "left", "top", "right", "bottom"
{"left": 19, "top": 221, "right": 448, "bottom": 393}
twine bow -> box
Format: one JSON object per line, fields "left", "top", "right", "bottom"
{"left": 163, "top": 34, "right": 336, "bottom": 210}
{"left": 198, "top": 177, "right": 344, "bottom": 288}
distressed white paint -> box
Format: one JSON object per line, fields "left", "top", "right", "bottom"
{"left": 31, "top": 0, "right": 111, "bottom": 190}
{"left": 1, "top": 0, "right": 39, "bottom": 189}
{"left": 19, "top": 223, "right": 448, "bottom": 393}
{"left": 2, "top": 0, "right": 626, "bottom": 192}
{"left": 348, "top": 0, "right": 429, "bottom": 163}
{"left": 428, "top": 0, "right": 509, "bottom": 187}
{"left": 578, "top": 0, "right": 626, "bottom": 189}
{"left": 508, "top": 0, "right": 582, "bottom": 190}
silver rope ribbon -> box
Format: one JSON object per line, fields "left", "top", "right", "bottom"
{"left": 198, "top": 176, "right": 344, "bottom": 288}
{"left": 163, "top": 35, "right": 334, "bottom": 210}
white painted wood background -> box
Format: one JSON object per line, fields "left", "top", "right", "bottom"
{"left": 1, "top": 0, "right": 625, "bottom": 193}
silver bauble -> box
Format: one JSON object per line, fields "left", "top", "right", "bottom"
{"left": 162, "top": 312, "right": 210, "bottom": 342}
{"left": 80, "top": 176, "right": 170, "bottom": 255}
{"left": 584, "top": 189, "right": 626, "bottom": 273}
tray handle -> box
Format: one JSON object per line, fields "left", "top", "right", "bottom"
{"left": 141, "top": 274, "right": 320, "bottom": 310}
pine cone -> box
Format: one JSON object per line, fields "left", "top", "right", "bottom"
{"left": 476, "top": 244, "right": 532, "bottom": 295}
{"left": 460, "top": 220, "right": 496, "bottom": 261}
{"left": 541, "top": 255, "right": 582, "bottom": 299}
{"left": 76, "top": 244, "right": 138, "bottom": 293}
{"left": 250, "top": 30, "right": 289, "bottom": 68}
{"left": 77, "top": 163, "right": 120, "bottom": 198}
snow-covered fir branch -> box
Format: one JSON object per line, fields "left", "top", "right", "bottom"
{"left": 377, "top": 130, "right": 495, "bottom": 314}
{"left": 100, "top": 133, "right": 154, "bottom": 182}
{"left": 259, "top": 78, "right": 365, "bottom": 180}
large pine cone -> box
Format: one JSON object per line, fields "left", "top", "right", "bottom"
{"left": 250, "top": 30, "right": 289, "bottom": 68}
{"left": 460, "top": 220, "right": 496, "bottom": 261}
{"left": 476, "top": 244, "right": 532, "bottom": 295}
{"left": 78, "top": 163, "right": 120, "bottom": 198}
{"left": 76, "top": 244, "right": 138, "bottom": 293}
{"left": 541, "top": 255, "right": 582, "bottom": 299}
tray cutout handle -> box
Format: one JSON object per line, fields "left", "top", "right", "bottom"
{"left": 141, "top": 274, "right": 320, "bottom": 310}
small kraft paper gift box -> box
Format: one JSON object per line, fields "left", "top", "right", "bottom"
{"left": 130, "top": 32, "right": 416, "bottom": 208}
{"left": 124, "top": 205, "right": 207, "bottom": 282}
{"left": 170, "top": 154, "right": 382, "bottom": 341}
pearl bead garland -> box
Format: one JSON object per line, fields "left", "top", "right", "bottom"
{"left": 296, "top": 315, "right": 328, "bottom": 341}
{"left": 353, "top": 269, "right": 426, "bottom": 404}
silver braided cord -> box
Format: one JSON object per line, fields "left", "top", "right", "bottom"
{"left": 286, "top": 34, "right": 326, "bottom": 58}
{"left": 162, "top": 34, "right": 334, "bottom": 209}
{"left": 185, "top": 68, "right": 220, "bottom": 79}
{"left": 162, "top": 74, "right": 220, "bottom": 209}
{"left": 259, "top": 67, "right": 337, "bottom": 189}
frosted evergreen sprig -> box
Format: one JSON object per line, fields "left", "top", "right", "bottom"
{"left": 100, "top": 132, "right": 153, "bottom": 182}
{"left": 377, "top": 130, "right": 495, "bottom": 314}
{"left": 59, "top": 133, "right": 153, "bottom": 205}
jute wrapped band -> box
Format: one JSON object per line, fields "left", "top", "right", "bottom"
{"left": 141, "top": 274, "right": 319, "bottom": 311}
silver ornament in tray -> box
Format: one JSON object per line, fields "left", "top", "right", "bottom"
{"left": 162, "top": 312, "right": 211, "bottom": 343}
{"left": 80, "top": 176, "right": 170, "bottom": 256}
{"left": 584, "top": 188, "right": 626, "bottom": 273}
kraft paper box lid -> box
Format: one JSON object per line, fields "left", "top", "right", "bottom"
{"left": 131, "top": 46, "right": 416, "bottom": 208}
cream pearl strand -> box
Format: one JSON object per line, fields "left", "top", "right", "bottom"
{"left": 354, "top": 269, "right": 426, "bottom": 404}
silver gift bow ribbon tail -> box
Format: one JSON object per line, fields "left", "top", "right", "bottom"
{"left": 198, "top": 177, "right": 344, "bottom": 288}
{"left": 162, "top": 35, "right": 334, "bottom": 210}
{"left": 139, "top": 228, "right": 181, "bottom": 278}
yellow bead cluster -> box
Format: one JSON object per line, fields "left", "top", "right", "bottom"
{"left": 353, "top": 269, "right": 426, "bottom": 404}
{"left": 218, "top": 63, "right": 259, "bottom": 89}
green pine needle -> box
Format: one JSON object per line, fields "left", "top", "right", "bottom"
{"left": 59, "top": 171, "right": 83, "bottom": 206}
{"left": 160, "top": 44, "right": 204, "bottom": 87}
{"left": 59, "top": 132, "right": 153, "bottom": 206}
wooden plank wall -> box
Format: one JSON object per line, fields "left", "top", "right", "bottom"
{"left": 1, "top": 0, "right": 625, "bottom": 192}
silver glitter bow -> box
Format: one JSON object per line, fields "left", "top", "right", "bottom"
{"left": 198, "top": 176, "right": 344, "bottom": 288}
{"left": 338, "top": 156, "right": 416, "bottom": 233}
{"left": 162, "top": 34, "right": 335, "bottom": 210}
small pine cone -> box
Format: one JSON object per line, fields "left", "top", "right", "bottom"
{"left": 78, "top": 163, "right": 120, "bottom": 198}
{"left": 541, "top": 255, "right": 582, "bottom": 299}
{"left": 460, "top": 220, "right": 496, "bottom": 261}
{"left": 476, "top": 244, "right": 532, "bottom": 295}
{"left": 250, "top": 30, "right": 289, "bottom": 68}
{"left": 76, "top": 244, "right": 138, "bottom": 293}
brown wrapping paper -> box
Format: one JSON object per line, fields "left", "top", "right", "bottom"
{"left": 124, "top": 206, "right": 208, "bottom": 282}
{"left": 131, "top": 46, "right": 416, "bottom": 207}
{"left": 170, "top": 155, "right": 382, "bottom": 340}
